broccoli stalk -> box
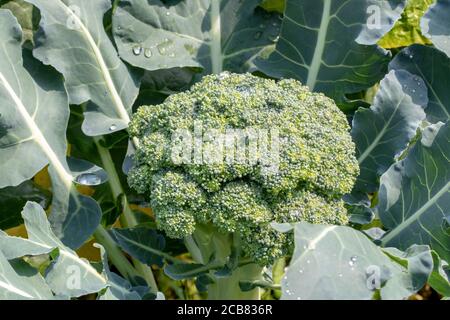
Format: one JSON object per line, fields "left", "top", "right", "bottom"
{"left": 186, "top": 225, "right": 263, "bottom": 300}
{"left": 127, "top": 72, "right": 359, "bottom": 300}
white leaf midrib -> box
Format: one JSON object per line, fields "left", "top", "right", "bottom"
{"left": 210, "top": 0, "right": 222, "bottom": 74}
{"left": 57, "top": 1, "right": 131, "bottom": 124}
{"left": 358, "top": 96, "right": 405, "bottom": 164}
{"left": 382, "top": 181, "right": 450, "bottom": 245}
{"left": 0, "top": 72, "right": 73, "bottom": 186}
{"left": 0, "top": 279, "right": 35, "bottom": 299}
{"left": 306, "top": 0, "right": 331, "bottom": 90}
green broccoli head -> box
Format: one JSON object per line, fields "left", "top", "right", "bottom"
{"left": 128, "top": 72, "right": 359, "bottom": 265}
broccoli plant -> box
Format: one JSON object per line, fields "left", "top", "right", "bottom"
{"left": 127, "top": 72, "right": 360, "bottom": 299}
{"left": 1, "top": 0, "right": 449, "bottom": 302}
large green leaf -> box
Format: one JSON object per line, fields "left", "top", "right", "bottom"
{"left": 351, "top": 70, "right": 427, "bottom": 193}
{"left": 0, "top": 202, "right": 107, "bottom": 298}
{"left": 378, "top": 122, "right": 450, "bottom": 263}
{"left": 0, "top": 252, "right": 54, "bottom": 300}
{"left": 25, "top": 0, "right": 141, "bottom": 136}
{"left": 421, "top": 0, "right": 450, "bottom": 58}
{"left": 255, "top": 0, "right": 405, "bottom": 103}
{"left": 282, "top": 222, "right": 432, "bottom": 300}
{"left": 112, "top": 0, "right": 280, "bottom": 74}
{"left": 0, "top": 10, "right": 69, "bottom": 189}
{"left": 0, "top": 10, "right": 102, "bottom": 249}
{"left": 390, "top": 45, "right": 450, "bottom": 123}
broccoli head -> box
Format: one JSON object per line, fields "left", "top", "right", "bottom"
{"left": 128, "top": 72, "right": 359, "bottom": 266}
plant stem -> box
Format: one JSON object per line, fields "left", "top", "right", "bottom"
{"left": 93, "top": 225, "right": 139, "bottom": 281}
{"left": 185, "top": 225, "right": 263, "bottom": 300}
{"left": 93, "top": 137, "right": 158, "bottom": 292}
{"left": 207, "top": 263, "right": 263, "bottom": 300}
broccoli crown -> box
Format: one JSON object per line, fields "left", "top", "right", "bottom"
{"left": 128, "top": 72, "right": 359, "bottom": 265}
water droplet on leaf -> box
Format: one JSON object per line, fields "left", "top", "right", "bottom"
{"left": 75, "top": 173, "right": 102, "bottom": 186}
{"left": 109, "top": 124, "right": 117, "bottom": 131}
{"left": 132, "top": 45, "right": 142, "bottom": 56}
{"left": 144, "top": 48, "right": 153, "bottom": 58}
{"left": 349, "top": 256, "right": 358, "bottom": 267}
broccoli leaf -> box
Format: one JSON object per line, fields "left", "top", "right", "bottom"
{"left": 421, "top": 0, "right": 450, "bottom": 58}
{"left": 25, "top": 0, "right": 141, "bottom": 136}
{"left": 352, "top": 70, "right": 427, "bottom": 194}
{"left": 0, "top": 252, "right": 54, "bottom": 300}
{"left": 283, "top": 222, "right": 432, "bottom": 300}
{"left": 390, "top": 45, "right": 450, "bottom": 123}
{"left": 0, "top": 10, "right": 103, "bottom": 249}
{"left": 112, "top": 0, "right": 280, "bottom": 74}
{"left": 378, "top": 122, "right": 450, "bottom": 263}
{"left": 0, "top": 202, "right": 107, "bottom": 298}
{"left": 255, "top": 0, "right": 405, "bottom": 104}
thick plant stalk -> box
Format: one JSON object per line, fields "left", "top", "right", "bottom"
{"left": 187, "top": 224, "right": 263, "bottom": 300}
{"left": 207, "top": 264, "right": 263, "bottom": 300}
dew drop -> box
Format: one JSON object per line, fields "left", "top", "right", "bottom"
{"left": 409, "top": 54, "right": 414, "bottom": 59}
{"left": 298, "top": 269, "right": 304, "bottom": 274}
{"left": 168, "top": 52, "right": 176, "bottom": 58}
{"left": 306, "top": 259, "right": 311, "bottom": 264}
{"left": 109, "top": 124, "right": 117, "bottom": 131}
{"left": 144, "top": 48, "right": 153, "bottom": 58}
{"left": 165, "top": 11, "right": 171, "bottom": 16}
{"left": 297, "top": 297, "right": 302, "bottom": 300}
{"left": 348, "top": 256, "right": 358, "bottom": 267}
{"left": 132, "top": 45, "right": 142, "bottom": 56}
{"left": 254, "top": 31, "right": 263, "bottom": 40}
{"left": 75, "top": 173, "right": 102, "bottom": 186}
{"left": 338, "top": 273, "right": 343, "bottom": 277}
{"left": 157, "top": 38, "right": 173, "bottom": 55}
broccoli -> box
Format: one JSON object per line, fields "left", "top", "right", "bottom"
{"left": 128, "top": 72, "right": 359, "bottom": 299}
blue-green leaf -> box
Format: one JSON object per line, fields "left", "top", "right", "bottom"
{"left": 389, "top": 45, "right": 450, "bottom": 123}
{"left": 421, "top": 0, "right": 450, "bottom": 58}
{"left": 0, "top": 202, "right": 107, "bottom": 298}
{"left": 378, "top": 122, "right": 450, "bottom": 263}
{"left": 0, "top": 10, "right": 101, "bottom": 249}
{"left": 255, "top": 0, "right": 405, "bottom": 102}
{"left": 25, "top": 0, "right": 141, "bottom": 136}
{"left": 0, "top": 252, "right": 54, "bottom": 300}
{"left": 112, "top": 0, "right": 280, "bottom": 74}
{"left": 351, "top": 70, "right": 427, "bottom": 193}
{"left": 283, "top": 222, "right": 433, "bottom": 300}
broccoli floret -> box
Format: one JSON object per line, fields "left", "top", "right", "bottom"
{"left": 128, "top": 72, "right": 359, "bottom": 266}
